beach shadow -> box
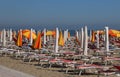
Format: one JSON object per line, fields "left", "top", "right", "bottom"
{"left": 57, "top": 69, "right": 98, "bottom": 76}
{"left": 34, "top": 64, "right": 50, "bottom": 68}
{"left": 68, "top": 71, "right": 98, "bottom": 76}
{"left": 93, "top": 62, "right": 112, "bottom": 66}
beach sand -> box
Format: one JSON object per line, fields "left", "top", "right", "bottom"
{"left": 0, "top": 56, "right": 117, "bottom": 77}
{"left": 0, "top": 65, "right": 35, "bottom": 77}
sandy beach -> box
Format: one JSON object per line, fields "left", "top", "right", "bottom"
{"left": 0, "top": 56, "right": 70, "bottom": 77}
{"left": 0, "top": 65, "right": 35, "bottom": 77}
{"left": 0, "top": 55, "right": 117, "bottom": 77}
{"left": 0, "top": 0, "right": 120, "bottom": 77}
{"left": 0, "top": 27, "right": 120, "bottom": 77}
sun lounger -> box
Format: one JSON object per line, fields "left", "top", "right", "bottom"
{"left": 114, "top": 65, "right": 120, "bottom": 70}
{"left": 75, "top": 64, "right": 103, "bottom": 76}
{"left": 49, "top": 58, "right": 76, "bottom": 68}
{"left": 104, "top": 57, "right": 120, "bottom": 66}
{"left": 97, "top": 65, "right": 120, "bottom": 77}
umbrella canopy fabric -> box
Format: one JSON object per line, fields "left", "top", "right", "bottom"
{"left": 116, "top": 34, "right": 120, "bottom": 37}
{"left": 22, "top": 29, "right": 36, "bottom": 39}
{"left": 83, "top": 26, "right": 88, "bottom": 56}
{"left": 33, "top": 32, "right": 42, "bottom": 49}
{"left": 68, "top": 32, "right": 70, "bottom": 39}
{"left": 96, "top": 29, "right": 120, "bottom": 38}
{"left": 109, "top": 29, "right": 120, "bottom": 37}
{"left": 91, "top": 30, "right": 95, "bottom": 43}
{"left": 46, "top": 30, "right": 56, "bottom": 36}
{"left": 17, "top": 30, "right": 22, "bottom": 46}
{"left": 109, "top": 29, "right": 120, "bottom": 34}
{"left": 58, "top": 31, "right": 64, "bottom": 46}
{"left": 55, "top": 28, "right": 59, "bottom": 53}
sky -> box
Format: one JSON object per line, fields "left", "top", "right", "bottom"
{"left": 0, "top": 0, "right": 120, "bottom": 30}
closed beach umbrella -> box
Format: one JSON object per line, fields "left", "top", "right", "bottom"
{"left": 78, "top": 29, "right": 81, "bottom": 41}
{"left": 105, "top": 27, "right": 109, "bottom": 53}
{"left": 3, "top": 29, "right": 6, "bottom": 46}
{"left": 55, "top": 28, "right": 59, "bottom": 53}
{"left": 0, "top": 31, "right": 3, "bottom": 42}
{"left": 33, "top": 32, "right": 41, "bottom": 49}
{"left": 9, "top": 29, "right": 13, "bottom": 41}
{"left": 17, "top": 29, "right": 22, "bottom": 46}
{"left": 75, "top": 30, "right": 79, "bottom": 42}
{"left": 89, "top": 30, "right": 92, "bottom": 42}
{"left": 58, "top": 30, "right": 64, "bottom": 46}
{"left": 12, "top": 30, "right": 17, "bottom": 42}
{"left": 68, "top": 32, "right": 70, "bottom": 39}
{"left": 7, "top": 30, "right": 9, "bottom": 39}
{"left": 64, "top": 29, "right": 68, "bottom": 43}
{"left": 91, "top": 30, "right": 95, "bottom": 43}
{"left": 75, "top": 30, "right": 80, "bottom": 45}
{"left": 80, "top": 28, "right": 84, "bottom": 49}
{"left": 96, "top": 31, "right": 99, "bottom": 49}
{"left": 43, "top": 28, "right": 46, "bottom": 45}
{"left": 29, "top": 28, "right": 33, "bottom": 45}
{"left": 83, "top": 26, "right": 88, "bottom": 56}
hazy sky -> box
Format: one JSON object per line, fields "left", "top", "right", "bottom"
{"left": 0, "top": 0, "right": 120, "bottom": 29}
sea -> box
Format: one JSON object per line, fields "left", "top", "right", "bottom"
{"left": 0, "top": 25, "right": 119, "bottom": 36}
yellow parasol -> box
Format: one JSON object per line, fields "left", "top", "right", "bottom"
{"left": 58, "top": 31, "right": 64, "bottom": 46}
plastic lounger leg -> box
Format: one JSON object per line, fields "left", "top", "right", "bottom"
{"left": 29, "top": 58, "right": 32, "bottom": 63}
{"left": 49, "top": 63, "right": 52, "bottom": 68}
{"left": 97, "top": 71, "right": 100, "bottom": 77}
{"left": 66, "top": 68, "right": 69, "bottom": 74}
{"left": 79, "top": 70, "right": 82, "bottom": 76}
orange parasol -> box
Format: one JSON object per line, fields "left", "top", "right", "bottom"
{"left": 17, "top": 30, "right": 22, "bottom": 46}
{"left": 109, "top": 29, "right": 120, "bottom": 37}
{"left": 68, "top": 32, "right": 70, "bottom": 39}
{"left": 91, "top": 30, "right": 95, "bottom": 43}
{"left": 33, "top": 32, "right": 42, "bottom": 49}
{"left": 22, "top": 29, "right": 37, "bottom": 39}
{"left": 109, "top": 29, "right": 120, "bottom": 34}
